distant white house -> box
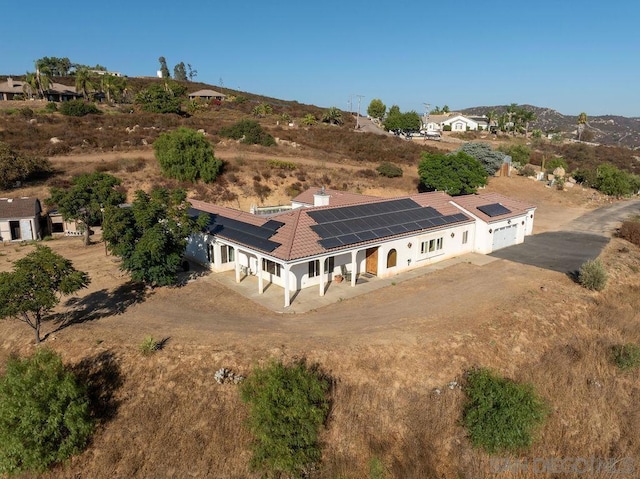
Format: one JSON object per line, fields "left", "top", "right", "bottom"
{"left": 188, "top": 89, "right": 226, "bottom": 101}
{"left": 441, "top": 115, "right": 489, "bottom": 132}
{"left": 0, "top": 197, "right": 42, "bottom": 242}
{"left": 185, "top": 188, "right": 535, "bottom": 307}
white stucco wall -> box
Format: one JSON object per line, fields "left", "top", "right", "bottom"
{"left": 0, "top": 217, "right": 39, "bottom": 241}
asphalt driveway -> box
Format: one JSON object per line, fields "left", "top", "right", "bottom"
{"left": 490, "top": 199, "right": 640, "bottom": 274}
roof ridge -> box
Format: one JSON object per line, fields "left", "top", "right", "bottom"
{"left": 282, "top": 208, "right": 304, "bottom": 260}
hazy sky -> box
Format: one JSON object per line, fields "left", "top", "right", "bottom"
{"left": 4, "top": 0, "right": 639, "bottom": 117}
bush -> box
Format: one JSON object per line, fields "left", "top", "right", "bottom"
{"left": 59, "top": 100, "right": 101, "bottom": 117}
{"left": 442, "top": 124, "right": 452, "bottom": 131}
{"left": 619, "top": 220, "right": 640, "bottom": 246}
{"left": 376, "top": 162, "right": 403, "bottom": 178}
{"left": 463, "top": 367, "right": 547, "bottom": 453}
{"left": 545, "top": 157, "right": 568, "bottom": 173}
{"left": 611, "top": 343, "right": 640, "bottom": 371}
{"left": 267, "top": 159, "right": 297, "bottom": 170}
{"left": 0, "top": 141, "right": 52, "bottom": 189}
{"left": 154, "top": 127, "right": 222, "bottom": 183}
{"left": 139, "top": 336, "right": 159, "bottom": 355}
{"left": 520, "top": 165, "right": 537, "bottom": 177}
{"left": 578, "top": 259, "right": 608, "bottom": 291}
{"left": 0, "top": 349, "right": 93, "bottom": 475}
{"left": 134, "top": 82, "right": 186, "bottom": 114}
{"left": 241, "top": 360, "right": 330, "bottom": 478}
{"left": 44, "top": 102, "right": 58, "bottom": 113}
{"left": 218, "top": 119, "right": 275, "bottom": 146}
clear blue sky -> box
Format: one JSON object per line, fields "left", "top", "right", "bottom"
{"left": 4, "top": 0, "right": 639, "bottom": 117}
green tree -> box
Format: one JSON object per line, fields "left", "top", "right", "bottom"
{"left": 0, "top": 141, "right": 52, "bottom": 189}
{"left": 519, "top": 108, "right": 536, "bottom": 137}
{"left": 418, "top": 151, "right": 488, "bottom": 195}
{"left": 367, "top": 98, "right": 386, "bottom": 119}
{"left": 74, "top": 67, "right": 96, "bottom": 99}
{"left": 103, "top": 188, "right": 208, "bottom": 287}
{"left": 498, "top": 144, "right": 531, "bottom": 166}
{"left": 173, "top": 61, "right": 187, "bottom": 81}
{"left": 22, "top": 72, "right": 38, "bottom": 99}
{"left": 595, "top": 163, "right": 632, "bottom": 197}
{"left": 135, "top": 81, "right": 186, "bottom": 114}
{"left": 456, "top": 142, "right": 505, "bottom": 176}
{"left": 383, "top": 106, "right": 421, "bottom": 132}
{"left": 49, "top": 172, "right": 125, "bottom": 246}
{"left": 153, "top": 127, "right": 222, "bottom": 183}
{"left": 0, "top": 246, "right": 90, "bottom": 344}
{"left": 252, "top": 102, "right": 273, "bottom": 117}
{"left": 158, "top": 56, "right": 171, "bottom": 78}
{"left": 35, "top": 56, "right": 73, "bottom": 76}
{"left": 34, "top": 63, "right": 52, "bottom": 99}
{"left": 463, "top": 368, "right": 547, "bottom": 453}
{"left": 322, "top": 106, "right": 344, "bottom": 125}
{"left": 0, "top": 349, "right": 93, "bottom": 475}
{"left": 187, "top": 63, "right": 198, "bottom": 81}
{"left": 241, "top": 360, "right": 330, "bottom": 478}
{"left": 100, "top": 74, "right": 127, "bottom": 103}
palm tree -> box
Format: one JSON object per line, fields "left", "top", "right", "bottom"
{"left": 301, "top": 114, "right": 317, "bottom": 126}
{"left": 75, "top": 68, "right": 96, "bottom": 100}
{"left": 35, "top": 66, "right": 51, "bottom": 99}
{"left": 520, "top": 109, "right": 537, "bottom": 137}
{"left": 322, "top": 106, "right": 343, "bottom": 125}
{"left": 22, "top": 72, "right": 38, "bottom": 99}
{"left": 577, "top": 112, "right": 588, "bottom": 141}
{"left": 101, "top": 74, "right": 126, "bottom": 103}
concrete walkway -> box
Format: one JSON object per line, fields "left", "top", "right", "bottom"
{"left": 206, "top": 253, "right": 497, "bottom": 314}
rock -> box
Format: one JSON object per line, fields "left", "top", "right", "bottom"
{"left": 553, "top": 166, "right": 566, "bottom": 178}
{"left": 50, "top": 137, "right": 62, "bottom": 144}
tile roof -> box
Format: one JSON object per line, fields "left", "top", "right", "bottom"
{"left": 0, "top": 197, "right": 42, "bottom": 218}
{"left": 450, "top": 192, "right": 535, "bottom": 223}
{"left": 292, "top": 188, "right": 380, "bottom": 207}
{"left": 190, "top": 191, "right": 476, "bottom": 262}
{"left": 188, "top": 89, "right": 226, "bottom": 98}
{"left": 0, "top": 79, "right": 80, "bottom": 96}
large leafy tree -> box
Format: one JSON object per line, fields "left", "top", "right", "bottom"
{"left": 103, "top": 188, "right": 208, "bottom": 287}
{"left": 173, "top": 61, "right": 188, "bottom": 81}
{"left": 383, "top": 106, "right": 421, "bottom": 132}
{"left": 0, "top": 246, "right": 90, "bottom": 344}
{"left": 135, "top": 82, "right": 186, "bottom": 114}
{"left": 456, "top": 142, "right": 505, "bottom": 176}
{"left": 49, "top": 172, "right": 125, "bottom": 246}
{"left": 0, "top": 349, "right": 93, "bottom": 475}
{"left": 241, "top": 360, "right": 330, "bottom": 478}
{"left": 418, "top": 151, "right": 488, "bottom": 195}
{"left": 35, "top": 56, "right": 73, "bottom": 76}
{"left": 154, "top": 127, "right": 223, "bottom": 183}
{"left": 0, "top": 141, "right": 52, "bottom": 189}
{"left": 367, "top": 98, "right": 386, "bottom": 119}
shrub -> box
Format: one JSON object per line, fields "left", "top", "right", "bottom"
{"left": 619, "top": 220, "right": 640, "bottom": 246}
{"left": 357, "top": 168, "right": 378, "bottom": 179}
{"left": 545, "top": 157, "right": 568, "bottom": 173}
{"left": 267, "top": 159, "right": 297, "bottom": 170}
{"left": 520, "top": 165, "right": 537, "bottom": 177}
{"left": 154, "top": 127, "right": 222, "bottom": 183}
{"left": 241, "top": 360, "right": 330, "bottom": 478}
{"left": 19, "top": 107, "right": 34, "bottom": 119}
{"left": 44, "top": 102, "right": 58, "bottom": 113}
{"left": 611, "top": 343, "right": 640, "bottom": 371}
{"left": 442, "top": 124, "right": 452, "bottom": 131}
{"left": 139, "top": 336, "right": 159, "bottom": 355}
{"left": 59, "top": 100, "right": 101, "bottom": 117}
{"left": 376, "top": 162, "right": 403, "bottom": 178}
{"left": 218, "top": 119, "right": 275, "bottom": 146}
{"left": 0, "top": 349, "right": 93, "bottom": 475}
{"left": 463, "top": 367, "right": 547, "bottom": 453}
{"left": 0, "top": 141, "right": 52, "bottom": 189}
{"left": 134, "top": 82, "right": 186, "bottom": 114}
{"left": 578, "top": 259, "right": 608, "bottom": 291}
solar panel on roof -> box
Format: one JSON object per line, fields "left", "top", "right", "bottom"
{"left": 356, "top": 230, "right": 378, "bottom": 241}
{"left": 262, "top": 219, "right": 285, "bottom": 232}
{"left": 319, "top": 237, "right": 343, "bottom": 249}
{"left": 477, "top": 203, "right": 512, "bottom": 217}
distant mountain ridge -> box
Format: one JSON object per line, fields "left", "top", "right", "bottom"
{"left": 459, "top": 105, "right": 640, "bottom": 149}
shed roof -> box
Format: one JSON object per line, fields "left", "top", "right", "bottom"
{"left": 0, "top": 197, "right": 42, "bottom": 219}
{"left": 188, "top": 89, "right": 226, "bottom": 98}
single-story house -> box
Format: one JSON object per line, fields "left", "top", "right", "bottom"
{"left": 188, "top": 89, "right": 226, "bottom": 101}
{"left": 0, "top": 197, "right": 43, "bottom": 242}
{"left": 0, "top": 77, "right": 82, "bottom": 102}
{"left": 441, "top": 115, "right": 489, "bottom": 132}
{"left": 421, "top": 114, "right": 450, "bottom": 133}
{"left": 185, "top": 188, "right": 535, "bottom": 307}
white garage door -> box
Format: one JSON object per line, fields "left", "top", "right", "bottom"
{"left": 492, "top": 224, "right": 518, "bottom": 251}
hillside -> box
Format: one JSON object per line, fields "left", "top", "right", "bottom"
{"left": 461, "top": 104, "right": 640, "bottom": 148}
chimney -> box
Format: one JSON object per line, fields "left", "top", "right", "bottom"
{"left": 7, "top": 77, "right": 13, "bottom": 88}
{"left": 313, "top": 186, "right": 330, "bottom": 207}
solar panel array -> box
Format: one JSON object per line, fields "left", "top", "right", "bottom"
{"left": 308, "top": 199, "right": 469, "bottom": 249}
{"left": 477, "top": 203, "right": 512, "bottom": 217}
{"left": 190, "top": 208, "right": 284, "bottom": 252}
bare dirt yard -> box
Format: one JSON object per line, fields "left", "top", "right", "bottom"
{"left": 1, "top": 151, "right": 639, "bottom": 478}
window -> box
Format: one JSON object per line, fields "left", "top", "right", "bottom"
{"left": 309, "top": 260, "right": 320, "bottom": 278}
{"left": 387, "top": 249, "right": 397, "bottom": 268}
{"left": 462, "top": 230, "right": 469, "bottom": 245}
{"left": 221, "top": 245, "right": 234, "bottom": 263}
{"left": 421, "top": 237, "right": 444, "bottom": 256}
{"left": 262, "top": 259, "right": 281, "bottom": 277}
{"left": 324, "top": 257, "right": 334, "bottom": 273}
{"left": 207, "top": 243, "right": 215, "bottom": 263}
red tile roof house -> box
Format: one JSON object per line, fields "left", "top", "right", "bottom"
{"left": 0, "top": 197, "right": 43, "bottom": 242}
{"left": 185, "top": 189, "right": 535, "bottom": 308}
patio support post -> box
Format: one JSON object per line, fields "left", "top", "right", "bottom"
{"left": 284, "top": 264, "right": 291, "bottom": 308}
{"left": 319, "top": 257, "right": 325, "bottom": 296}
{"left": 234, "top": 247, "right": 241, "bottom": 283}
{"left": 257, "top": 254, "right": 264, "bottom": 294}
{"left": 350, "top": 250, "right": 357, "bottom": 287}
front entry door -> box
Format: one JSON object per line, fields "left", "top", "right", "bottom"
{"left": 365, "top": 247, "right": 378, "bottom": 275}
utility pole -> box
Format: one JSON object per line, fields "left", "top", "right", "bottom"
{"left": 422, "top": 102, "right": 430, "bottom": 130}
{"left": 348, "top": 94, "right": 354, "bottom": 114}
{"left": 355, "top": 94, "right": 364, "bottom": 130}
